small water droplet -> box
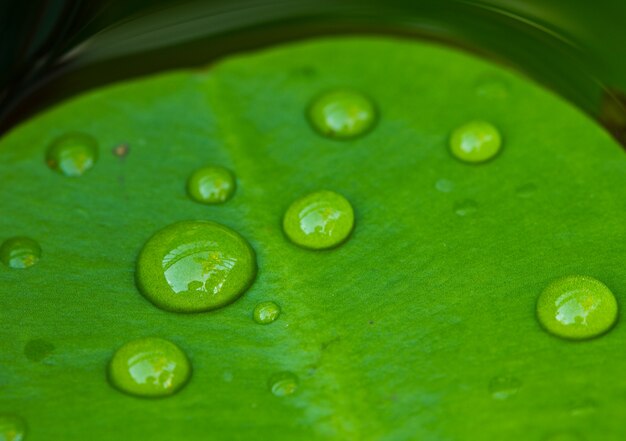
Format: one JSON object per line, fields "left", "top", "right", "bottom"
{"left": 24, "top": 339, "right": 55, "bottom": 362}
{"left": 0, "top": 414, "right": 26, "bottom": 441}
{"left": 516, "top": 183, "right": 537, "bottom": 198}
{"left": 475, "top": 75, "right": 509, "bottom": 99}
{"left": 308, "top": 89, "right": 376, "bottom": 139}
{"left": 449, "top": 121, "right": 502, "bottom": 163}
{"left": 136, "top": 221, "right": 257, "bottom": 313}
{"left": 46, "top": 132, "right": 98, "bottom": 176}
{"left": 283, "top": 190, "right": 354, "bottom": 250}
{"left": 544, "top": 432, "right": 585, "bottom": 441}
{"left": 569, "top": 398, "right": 597, "bottom": 416}
{"left": 269, "top": 371, "right": 298, "bottom": 397}
{"left": 435, "top": 178, "right": 455, "bottom": 193}
{"left": 253, "top": 301, "right": 281, "bottom": 324}
{"left": 186, "top": 166, "right": 236, "bottom": 205}
{"left": 0, "top": 237, "right": 41, "bottom": 269}
{"left": 108, "top": 337, "right": 191, "bottom": 398}
{"left": 454, "top": 199, "right": 478, "bottom": 216}
{"left": 489, "top": 375, "right": 521, "bottom": 400}
{"left": 537, "top": 275, "right": 618, "bottom": 340}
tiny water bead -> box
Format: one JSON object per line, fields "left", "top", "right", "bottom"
{"left": 268, "top": 372, "right": 298, "bottom": 397}
{"left": 186, "top": 166, "right": 236, "bottom": 205}
{"left": 283, "top": 190, "right": 354, "bottom": 250}
{"left": 0, "top": 414, "right": 26, "bottom": 441}
{"left": 108, "top": 337, "right": 191, "bottom": 398}
{"left": 136, "top": 220, "right": 256, "bottom": 312}
{"left": 454, "top": 199, "right": 478, "bottom": 216}
{"left": 45, "top": 132, "right": 98, "bottom": 176}
{"left": 435, "top": 178, "right": 454, "bottom": 193}
{"left": 489, "top": 375, "right": 521, "bottom": 400}
{"left": 536, "top": 275, "right": 618, "bottom": 340}
{"left": 516, "top": 183, "right": 537, "bottom": 198}
{"left": 449, "top": 121, "right": 502, "bottom": 163}
{"left": 0, "top": 237, "right": 41, "bottom": 269}
{"left": 253, "top": 301, "right": 281, "bottom": 324}
{"left": 308, "top": 89, "right": 376, "bottom": 139}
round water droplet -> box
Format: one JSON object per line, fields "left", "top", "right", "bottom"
{"left": 108, "top": 337, "right": 191, "bottom": 398}
{"left": 489, "top": 375, "right": 521, "bottom": 400}
{"left": 435, "top": 178, "right": 454, "bottom": 193}
{"left": 136, "top": 220, "right": 256, "bottom": 313}
{"left": 268, "top": 371, "right": 298, "bottom": 397}
{"left": 308, "top": 89, "right": 376, "bottom": 139}
{"left": 283, "top": 190, "right": 354, "bottom": 250}
{"left": 537, "top": 275, "right": 618, "bottom": 340}
{"left": 454, "top": 199, "right": 478, "bottom": 216}
{"left": 449, "top": 121, "right": 502, "bottom": 163}
{"left": 46, "top": 132, "right": 98, "bottom": 176}
{"left": 24, "top": 339, "right": 55, "bottom": 362}
{"left": 516, "top": 183, "right": 537, "bottom": 198}
{"left": 186, "top": 166, "right": 236, "bottom": 205}
{"left": 253, "top": 301, "right": 281, "bottom": 324}
{"left": 0, "top": 414, "right": 26, "bottom": 441}
{"left": 0, "top": 237, "right": 41, "bottom": 269}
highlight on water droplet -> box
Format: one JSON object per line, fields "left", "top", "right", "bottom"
{"left": 253, "top": 301, "right": 281, "bottom": 324}
{"left": 449, "top": 121, "right": 502, "bottom": 163}
{"left": 308, "top": 89, "right": 376, "bottom": 139}
{"left": 186, "top": 166, "right": 236, "bottom": 205}
{"left": 489, "top": 375, "right": 521, "bottom": 400}
{"left": 24, "top": 338, "right": 55, "bottom": 362}
{"left": 536, "top": 275, "right": 618, "bottom": 340}
{"left": 283, "top": 190, "right": 354, "bottom": 250}
{"left": 454, "top": 199, "right": 478, "bottom": 216}
{"left": 45, "top": 132, "right": 98, "bottom": 176}
{"left": 108, "top": 337, "right": 191, "bottom": 398}
{"left": 0, "top": 237, "right": 41, "bottom": 269}
{"left": 136, "top": 220, "right": 257, "bottom": 313}
{"left": 0, "top": 414, "right": 26, "bottom": 441}
{"left": 268, "top": 371, "right": 298, "bottom": 397}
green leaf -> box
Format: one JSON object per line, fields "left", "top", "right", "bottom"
{"left": 1, "top": 36, "right": 625, "bottom": 440}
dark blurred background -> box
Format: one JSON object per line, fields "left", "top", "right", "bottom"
{"left": 2, "top": 0, "right": 626, "bottom": 142}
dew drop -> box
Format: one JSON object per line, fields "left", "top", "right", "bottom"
{"left": 308, "top": 89, "right": 376, "bottom": 139}
{"left": 449, "top": 121, "right": 502, "bottom": 163}
{"left": 0, "top": 237, "right": 41, "bottom": 269}
{"left": 283, "top": 190, "right": 354, "bottom": 250}
{"left": 269, "top": 371, "right": 298, "bottom": 397}
{"left": 136, "top": 220, "right": 257, "bottom": 313}
{"left": 475, "top": 75, "right": 509, "bottom": 99}
{"left": 489, "top": 375, "right": 521, "bottom": 400}
{"left": 569, "top": 398, "right": 597, "bottom": 417}
{"left": 0, "top": 414, "right": 26, "bottom": 441}
{"left": 536, "top": 275, "right": 618, "bottom": 340}
{"left": 516, "top": 183, "right": 537, "bottom": 198}
{"left": 24, "top": 339, "right": 55, "bottom": 362}
{"left": 253, "top": 301, "right": 281, "bottom": 324}
{"left": 435, "top": 178, "right": 454, "bottom": 193}
{"left": 108, "top": 337, "right": 191, "bottom": 398}
{"left": 454, "top": 199, "right": 478, "bottom": 216}
{"left": 45, "top": 132, "right": 98, "bottom": 176}
{"left": 186, "top": 166, "right": 236, "bottom": 205}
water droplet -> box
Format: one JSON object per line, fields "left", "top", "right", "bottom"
{"left": 108, "top": 337, "right": 191, "bottom": 398}
{"left": 24, "top": 339, "right": 54, "bottom": 362}
{"left": 435, "top": 179, "right": 454, "bottom": 193}
{"left": 516, "top": 183, "right": 537, "bottom": 198}
{"left": 283, "top": 190, "right": 354, "bottom": 250}
{"left": 454, "top": 199, "right": 478, "bottom": 216}
{"left": 449, "top": 121, "right": 502, "bottom": 163}
{"left": 253, "top": 301, "right": 281, "bottom": 324}
{"left": 569, "top": 398, "right": 597, "bottom": 416}
{"left": 46, "top": 132, "right": 98, "bottom": 176}
{"left": 0, "top": 237, "right": 41, "bottom": 269}
{"left": 475, "top": 75, "right": 509, "bottom": 99}
{"left": 308, "top": 89, "right": 376, "bottom": 139}
{"left": 186, "top": 166, "right": 236, "bottom": 205}
{"left": 544, "top": 432, "right": 585, "bottom": 441}
{"left": 537, "top": 275, "right": 618, "bottom": 340}
{"left": 268, "top": 371, "right": 298, "bottom": 397}
{"left": 136, "top": 220, "right": 256, "bottom": 312}
{"left": 489, "top": 375, "right": 521, "bottom": 400}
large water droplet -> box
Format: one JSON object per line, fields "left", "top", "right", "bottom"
{"left": 253, "top": 301, "right": 281, "bottom": 324}
{"left": 136, "top": 220, "right": 257, "bottom": 313}
{"left": 24, "top": 339, "right": 55, "bottom": 362}
{"left": 449, "top": 121, "right": 502, "bottom": 163}
{"left": 108, "top": 337, "right": 191, "bottom": 398}
{"left": 186, "top": 166, "right": 236, "bottom": 205}
{"left": 537, "top": 275, "right": 618, "bottom": 340}
{"left": 308, "top": 89, "right": 376, "bottom": 139}
{"left": 283, "top": 190, "right": 354, "bottom": 250}
{"left": 489, "top": 375, "right": 521, "bottom": 400}
{"left": 0, "top": 237, "right": 41, "bottom": 269}
{"left": 46, "top": 132, "right": 98, "bottom": 176}
{"left": 0, "top": 414, "right": 26, "bottom": 441}
{"left": 269, "top": 371, "right": 298, "bottom": 397}
{"left": 454, "top": 199, "right": 478, "bottom": 216}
